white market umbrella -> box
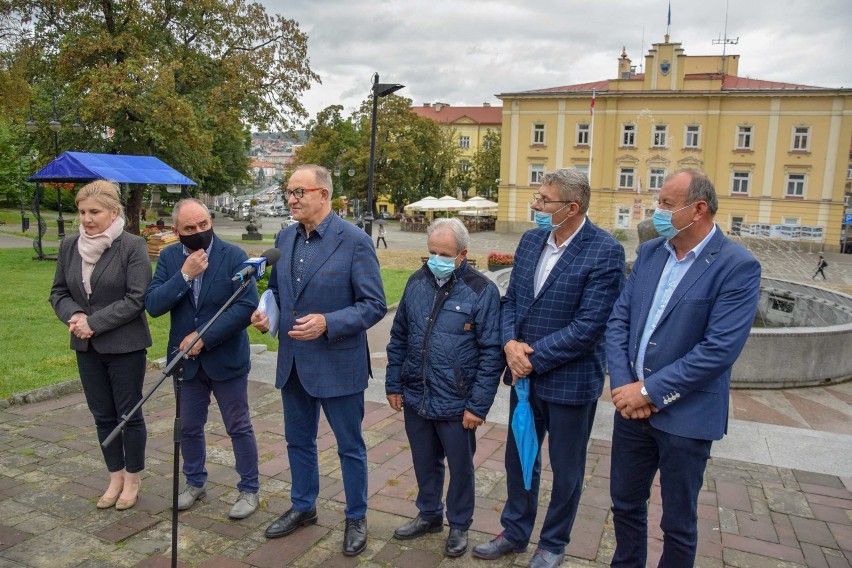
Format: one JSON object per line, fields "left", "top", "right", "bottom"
{"left": 404, "top": 196, "right": 439, "bottom": 211}
{"left": 466, "top": 196, "right": 499, "bottom": 209}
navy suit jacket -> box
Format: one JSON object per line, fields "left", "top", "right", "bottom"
{"left": 501, "top": 220, "right": 626, "bottom": 405}
{"left": 268, "top": 213, "right": 386, "bottom": 397}
{"left": 605, "top": 227, "right": 761, "bottom": 441}
{"left": 145, "top": 235, "right": 259, "bottom": 381}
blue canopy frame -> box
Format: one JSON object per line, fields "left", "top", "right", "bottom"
{"left": 26, "top": 151, "right": 196, "bottom": 259}
{"left": 27, "top": 151, "right": 197, "bottom": 186}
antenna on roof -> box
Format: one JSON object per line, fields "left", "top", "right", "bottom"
{"left": 712, "top": 0, "right": 739, "bottom": 58}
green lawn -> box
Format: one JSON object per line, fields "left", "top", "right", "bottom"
{"left": 0, "top": 247, "right": 410, "bottom": 399}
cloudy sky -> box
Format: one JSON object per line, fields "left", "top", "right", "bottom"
{"left": 261, "top": 0, "right": 852, "bottom": 125}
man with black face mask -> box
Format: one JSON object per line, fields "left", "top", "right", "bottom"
{"left": 145, "top": 198, "right": 261, "bottom": 520}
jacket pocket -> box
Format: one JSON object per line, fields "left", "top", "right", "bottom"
{"left": 453, "top": 367, "right": 470, "bottom": 398}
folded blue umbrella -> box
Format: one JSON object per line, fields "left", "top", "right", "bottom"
{"left": 512, "top": 376, "right": 538, "bottom": 491}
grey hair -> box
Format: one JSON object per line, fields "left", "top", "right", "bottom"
{"left": 173, "top": 198, "right": 211, "bottom": 225}
{"left": 540, "top": 168, "right": 591, "bottom": 213}
{"left": 427, "top": 217, "right": 470, "bottom": 253}
{"left": 294, "top": 164, "right": 334, "bottom": 196}
{"left": 665, "top": 168, "right": 718, "bottom": 215}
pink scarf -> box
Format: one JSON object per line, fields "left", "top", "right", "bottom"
{"left": 77, "top": 216, "right": 126, "bottom": 296}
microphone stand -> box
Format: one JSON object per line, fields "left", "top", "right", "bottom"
{"left": 102, "top": 277, "right": 253, "bottom": 568}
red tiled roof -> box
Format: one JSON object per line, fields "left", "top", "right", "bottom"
{"left": 412, "top": 105, "right": 502, "bottom": 125}
{"left": 512, "top": 75, "right": 827, "bottom": 96}
{"left": 250, "top": 160, "right": 275, "bottom": 168}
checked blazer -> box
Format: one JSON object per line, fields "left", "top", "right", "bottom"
{"left": 268, "top": 213, "right": 387, "bottom": 397}
{"left": 145, "top": 234, "right": 259, "bottom": 382}
{"left": 501, "top": 220, "right": 626, "bottom": 405}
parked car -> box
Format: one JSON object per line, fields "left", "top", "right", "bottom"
{"left": 377, "top": 212, "right": 395, "bottom": 220}
{"left": 281, "top": 215, "right": 297, "bottom": 228}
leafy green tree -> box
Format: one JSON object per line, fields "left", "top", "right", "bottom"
{"left": 1, "top": 0, "right": 318, "bottom": 233}
{"left": 471, "top": 129, "right": 501, "bottom": 198}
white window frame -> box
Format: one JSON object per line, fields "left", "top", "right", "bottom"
{"left": 576, "top": 123, "right": 590, "bottom": 146}
{"left": 783, "top": 216, "right": 800, "bottom": 225}
{"left": 618, "top": 167, "right": 635, "bottom": 189}
{"left": 459, "top": 160, "right": 470, "bottom": 173}
{"left": 791, "top": 126, "right": 810, "bottom": 152}
{"left": 616, "top": 205, "right": 631, "bottom": 228}
{"left": 785, "top": 173, "right": 806, "bottom": 198}
{"left": 530, "top": 164, "right": 545, "bottom": 185}
{"left": 731, "top": 171, "right": 751, "bottom": 195}
{"left": 532, "top": 123, "right": 546, "bottom": 145}
{"left": 736, "top": 125, "right": 753, "bottom": 150}
{"left": 684, "top": 125, "right": 700, "bottom": 148}
{"left": 648, "top": 168, "right": 666, "bottom": 191}
{"left": 652, "top": 124, "right": 668, "bottom": 148}
{"left": 459, "top": 135, "right": 471, "bottom": 149}
{"left": 621, "top": 123, "right": 636, "bottom": 147}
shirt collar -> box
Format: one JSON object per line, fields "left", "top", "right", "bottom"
{"left": 664, "top": 224, "right": 717, "bottom": 261}
{"left": 297, "top": 211, "right": 334, "bottom": 239}
{"left": 545, "top": 216, "right": 585, "bottom": 251}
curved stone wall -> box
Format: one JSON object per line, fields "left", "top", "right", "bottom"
{"left": 733, "top": 278, "right": 852, "bottom": 388}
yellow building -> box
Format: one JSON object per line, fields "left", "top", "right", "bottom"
{"left": 496, "top": 37, "right": 852, "bottom": 251}
{"left": 412, "top": 102, "right": 502, "bottom": 196}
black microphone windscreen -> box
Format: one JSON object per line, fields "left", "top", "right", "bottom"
{"left": 263, "top": 248, "right": 282, "bottom": 264}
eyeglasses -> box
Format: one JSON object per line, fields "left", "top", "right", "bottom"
{"left": 284, "top": 187, "right": 325, "bottom": 199}
{"left": 530, "top": 193, "right": 572, "bottom": 207}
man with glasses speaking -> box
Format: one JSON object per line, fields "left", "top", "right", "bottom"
{"left": 251, "top": 164, "right": 386, "bottom": 557}
{"left": 473, "top": 168, "right": 625, "bottom": 568}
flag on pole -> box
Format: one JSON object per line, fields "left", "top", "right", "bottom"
{"left": 590, "top": 90, "right": 596, "bottom": 116}
{"left": 637, "top": 176, "right": 642, "bottom": 194}
{"left": 667, "top": 1, "right": 671, "bottom": 36}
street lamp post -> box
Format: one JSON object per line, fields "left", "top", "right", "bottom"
{"left": 366, "top": 73, "right": 404, "bottom": 237}
{"left": 26, "top": 101, "right": 84, "bottom": 240}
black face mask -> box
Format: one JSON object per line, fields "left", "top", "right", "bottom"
{"left": 179, "top": 228, "right": 214, "bottom": 251}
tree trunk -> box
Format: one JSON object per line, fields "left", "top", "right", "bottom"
{"left": 125, "top": 185, "right": 144, "bottom": 235}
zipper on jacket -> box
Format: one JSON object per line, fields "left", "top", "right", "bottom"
{"left": 419, "top": 277, "right": 455, "bottom": 414}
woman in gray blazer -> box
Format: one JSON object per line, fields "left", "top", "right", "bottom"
{"left": 50, "top": 180, "right": 152, "bottom": 511}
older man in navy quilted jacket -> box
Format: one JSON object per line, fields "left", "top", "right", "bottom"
{"left": 386, "top": 218, "right": 503, "bottom": 558}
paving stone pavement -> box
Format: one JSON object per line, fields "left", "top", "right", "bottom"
{"left": 1, "top": 371, "right": 851, "bottom": 568}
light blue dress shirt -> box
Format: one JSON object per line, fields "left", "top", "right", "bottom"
{"left": 635, "top": 225, "right": 717, "bottom": 381}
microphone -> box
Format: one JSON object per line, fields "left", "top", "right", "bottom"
{"left": 232, "top": 248, "right": 282, "bottom": 282}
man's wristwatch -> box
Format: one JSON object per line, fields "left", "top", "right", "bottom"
{"left": 640, "top": 384, "right": 653, "bottom": 404}
{"left": 181, "top": 272, "right": 192, "bottom": 284}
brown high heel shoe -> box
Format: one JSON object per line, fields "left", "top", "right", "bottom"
{"left": 116, "top": 475, "right": 140, "bottom": 510}
{"left": 97, "top": 490, "right": 122, "bottom": 509}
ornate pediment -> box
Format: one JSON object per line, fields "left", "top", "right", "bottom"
{"left": 677, "top": 156, "right": 703, "bottom": 168}
{"left": 646, "top": 154, "right": 671, "bottom": 167}
{"left": 615, "top": 154, "right": 640, "bottom": 166}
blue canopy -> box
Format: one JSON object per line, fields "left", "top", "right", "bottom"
{"left": 27, "top": 151, "right": 197, "bottom": 186}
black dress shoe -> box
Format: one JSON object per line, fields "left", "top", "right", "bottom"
{"left": 264, "top": 508, "right": 318, "bottom": 539}
{"left": 393, "top": 515, "right": 443, "bottom": 540}
{"left": 471, "top": 533, "right": 527, "bottom": 560}
{"left": 445, "top": 528, "right": 468, "bottom": 557}
{"left": 343, "top": 518, "right": 367, "bottom": 556}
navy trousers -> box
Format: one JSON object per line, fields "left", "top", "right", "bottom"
{"left": 500, "top": 383, "right": 597, "bottom": 555}
{"left": 76, "top": 348, "right": 147, "bottom": 473}
{"left": 180, "top": 367, "right": 259, "bottom": 493}
{"left": 281, "top": 366, "right": 368, "bottom": 519}
{"left": 404, "top": 406, "right": 476, "bottom": 530}
{"left": 610, "top": 412, "right": 713, "bottom": 568}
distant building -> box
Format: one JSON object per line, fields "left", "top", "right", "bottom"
{"left": 412, "top": 102, "right": 502, "bottom": 197}
{"left": 496, "top": 37, "right": 852, "bottom": 251}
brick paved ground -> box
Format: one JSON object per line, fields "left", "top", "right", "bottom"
{"left": 1, "top": 374, "right": 850, "bottom": 568}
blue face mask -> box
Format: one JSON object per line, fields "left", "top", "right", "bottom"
{"left": 427, "top": 254, "right": 459, "bottom": 279}
{"left": 652, "top": 203, "right": 695, "bottom": 240}
{"left": 533, "top": 203, "right": 570, "bottom": 232}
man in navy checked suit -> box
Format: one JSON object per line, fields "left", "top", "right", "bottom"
{"left": 473, "top": 168, "right": 625, "bottom": 568}
{"left": 251, "top": 165, "right": 386, "bottom": 557}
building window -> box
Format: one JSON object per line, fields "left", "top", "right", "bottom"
{"left": 652, "top": 125, "right": 668, "bottom": 148}
{"left": 459, "top": 136, "right": 470, "bottom": 149}
{"left": 731, "top": 172, "right": 751, "bottom": 195}
{"left": 532, "top": 123, "right": 546, "bottom": 145}
{"left": 621, "top": 124, "right": 636, "bottom": 147}
{"left": 791, "top": 126, "right": 810, "bottom": 151}
{"left": 785, "top": 173, "right": 806, "bottom": 198}
{"left": 616, "top": 206, "right": 631, "bottom": 228}
{"left": 685, "top": 125, "right": 700, "bottom": 148}
{"left": 618, "top": 167, "right": 635, "bottom": 189}
{"left": 649, "top": 168, "right": 666, "bottom": 190}
{"left": 847, "top": 166, "right": 852, "bottom": 179}
{"left": 483, "top": 138, "right": 493, "bottom": 150}
{"left": 459, "top": 160, "right": 470, "bottom": 172}
{"left": 736, "top": 125, "right": 753, "bottom": 150}
{"left": 576, "top": 124, "right": 590, "bottom": 146}
{"left": 530, "top": 164, "right": 545, "bottom": 185}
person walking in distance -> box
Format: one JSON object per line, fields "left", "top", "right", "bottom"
{"left": 813, "top": 255, "right": 828, "bottom": 279}
{"left": 376, "top": 222, "right": 387, "bottom": 248}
